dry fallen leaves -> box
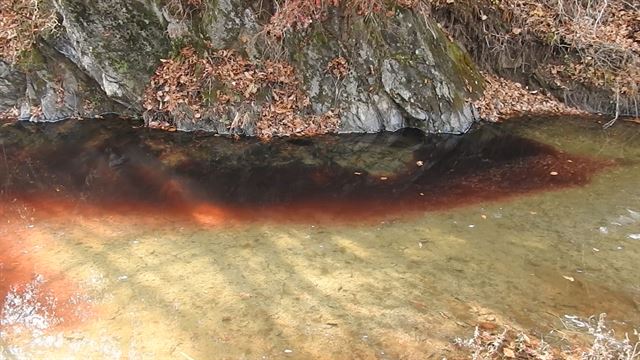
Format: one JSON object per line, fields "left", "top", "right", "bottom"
{"left": 0, "top": 0, "right": 57, "bottom": 62}
{"left": 474, "top": 73, "right": 586, "bottom": 121}
{"left": 143, "top": 46, "right": 340, "bottom": 139}
{"left": 327, "top": 56, "right": 349, "bottom": 79}
{"left": 265, "top": 0, "right": 418, "bottom": 38}
{"left": 0, "top": 107, "right": 20, "bottom": 124}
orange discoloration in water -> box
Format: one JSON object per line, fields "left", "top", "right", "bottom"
{"left": 0, "top": 118, "right": 615, "bottom": 228}
{"left": 0, "top": 225, "right": 93, "bottom": 333}
{"left": 191, "top": 203, "right": 233, "bottom": 225}
{"left": 2, "top": 146, "right": 612, "bottom": 228}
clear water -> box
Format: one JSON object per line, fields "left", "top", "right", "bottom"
{"left": 0, "top": 117, "right": 638, "bottom": 359}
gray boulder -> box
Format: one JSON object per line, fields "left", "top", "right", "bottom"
{"left": 290, "top": 9, "right": 482, "bottom": 134}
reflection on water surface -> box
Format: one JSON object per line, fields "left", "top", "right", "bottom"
{"left": 0, "top": 116, "right": 638, "bottom": 359}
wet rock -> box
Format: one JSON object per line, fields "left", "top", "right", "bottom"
{"left": 170, "top": 102, "right": 259, "bottom": 135}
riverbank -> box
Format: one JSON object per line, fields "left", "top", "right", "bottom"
{"left": 1, "top": 0, "right": 638, "bottom": 137}
{"left": 432, "top": 0, "right": 639, "bottom": 119}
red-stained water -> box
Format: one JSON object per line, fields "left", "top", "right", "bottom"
{"left": 0, "top": 117, "right": 614, "bottom": 229}
{"left": 1, "top": 134, "right": 612, "bottom": 226}
{"left": 0, "top": 119, "right": 611, "bottom": 336}
{"left": 0, "top": 117, "right": 637, "bottom": 359}
{"left": 0, "top": 234, "right": 92, "bottom": 334}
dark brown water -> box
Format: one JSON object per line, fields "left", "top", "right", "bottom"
{"left": 0, "top": 117, "right": 610, "bottom": 225}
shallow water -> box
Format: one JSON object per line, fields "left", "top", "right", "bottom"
{"left": 0, "top": 116, "right": 639, "bottom": 359}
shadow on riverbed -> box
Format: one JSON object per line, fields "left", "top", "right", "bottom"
{"left": 0, "top": 116, "right": 612, "bottom": 225}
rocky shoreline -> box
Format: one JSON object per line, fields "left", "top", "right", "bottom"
{"left": 1, "top": 0, "right": 637, "bottom": 137}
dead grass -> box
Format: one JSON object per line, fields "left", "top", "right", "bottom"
{"left": 163, "top": 0, "right": 204, "bottom": 22}
{"left": 432, "top": 0, "right": 639, "bottom": 117}
{"left": 504, "top": 0, "right": 639, "bottom": 96}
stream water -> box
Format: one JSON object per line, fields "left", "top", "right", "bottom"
{"left": 0, "top": 116, "right": 638, "bottom": 359}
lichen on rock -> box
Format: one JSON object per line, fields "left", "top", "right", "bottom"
{"left": 51, "top": 0, "right": 170, "bottom": 108}
{"left": 290, "top": 7, "right": 481, "bottom": 134}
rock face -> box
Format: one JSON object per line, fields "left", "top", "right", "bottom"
{"left": 1, "top": 0, "right": 482, "bottom": 135}
{"left": 0, "top": 60, "right": 26, "bottom": 113}
{"left": 290, "top": 9, "right": 481, "bottom": 134}
{"left": 16, "top": 44, "right": 127, "bottom": 121}
{"left": 51, "top": 0, "right": 170, "bottom": 108}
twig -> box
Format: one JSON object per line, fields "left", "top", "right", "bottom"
{"left": 603, "top": 82, "right": 620, "bottom": 129}
{"left": 179, "top": 352, "right": 197, "bottom": 360}
{"left": 593, "top": 0, "right": 608, "bottom": 33}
